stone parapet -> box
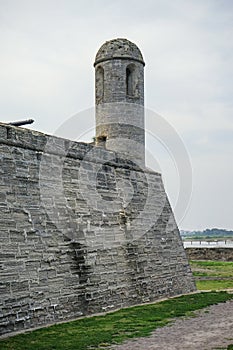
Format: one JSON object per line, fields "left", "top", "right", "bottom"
{"left": 0, "top": 123, "right": 195, "bottom": 336}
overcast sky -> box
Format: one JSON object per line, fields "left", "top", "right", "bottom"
{"left": 0, "top": 0, "right": 232, "bottom": 231}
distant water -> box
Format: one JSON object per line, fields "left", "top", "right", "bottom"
{"left": 183, "top": 240, "right": 233, "bottom": 248}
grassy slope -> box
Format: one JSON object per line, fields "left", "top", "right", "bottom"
{"left": 191, "top": 260, "right": 233, "bottom": 349}
{"left": 1, "top": 292, "right": 233, "bottom": 350}
{"left": 190, "top": 261, "right": 233, "bottom": 290}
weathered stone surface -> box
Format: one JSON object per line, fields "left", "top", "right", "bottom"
{"left": 0, "top": 123, "right": 195, "bottom": 336}
{"left": 95, "top": 38, "right": 145, "bottom": 66}
{"left": 0, "top": 38, "right": 195, "bottom": 336}
{"left": 95, "top": 38, "right": 145, "bottom": 166}
{"left": 186, "top": 248, "right": 233, "bottom": 261}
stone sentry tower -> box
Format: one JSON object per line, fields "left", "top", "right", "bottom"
{"left": 0, "top": 38, "right": 196, "bottom": 336}
{"left": 94, "top": 38, "right": 145, "bottom": 167}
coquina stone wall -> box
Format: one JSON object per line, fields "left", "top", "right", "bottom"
{"left": 186, "top": 248, "right": 233, "bottom": 261}
{"left": 0, "top": 122, "right": 196, "bottom": 336}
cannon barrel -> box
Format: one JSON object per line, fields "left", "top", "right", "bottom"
{"left": 8, "top": 119, "right": 34, "bottom": 127}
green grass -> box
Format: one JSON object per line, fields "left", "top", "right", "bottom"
{"left": 188, "top": 260, "right": 233, "bottom": 349}
{"left": 191, "top": 261, "right": 233, "bottom": 276}
{"left": 196, "top": 280, "right": 233, "bottom": 290}
{"left": 1, "top": 292, "right": 233, "bottom": 350}
{"left": 190, "top": 260, "right": 233, "bottom": 290}
{"left": 1, "top": 261, "right": 233, "bottom": 349}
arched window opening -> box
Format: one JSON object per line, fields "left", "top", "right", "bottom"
{"left": 96, "top": 66, "right": 104, "bottom": 104}
{"left": 126, "top": 64, "right": 137, "bottom": 97}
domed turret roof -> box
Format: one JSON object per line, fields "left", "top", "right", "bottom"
{"left": 94, "top": 38, "right": 145, "bottom": 66}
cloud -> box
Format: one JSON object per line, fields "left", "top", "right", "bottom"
{"left": 0, "top": 0, "right": 232, "bottom": 229}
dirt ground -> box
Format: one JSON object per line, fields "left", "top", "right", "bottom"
{"left": 109, "top": 299, "right": 233, "bottom": 350}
